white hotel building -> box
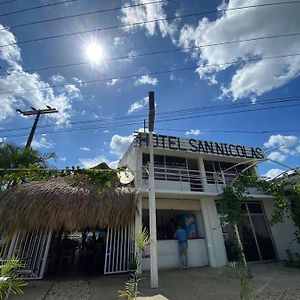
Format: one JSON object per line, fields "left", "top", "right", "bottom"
{"left": 119, "top": 132, "right": 300, "bottom": 269}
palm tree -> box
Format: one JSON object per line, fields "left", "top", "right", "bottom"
{"left": 0, "top": 143, "right": 55, "bottom": 169}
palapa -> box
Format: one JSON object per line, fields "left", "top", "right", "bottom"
{"left": 0, "top": 176, "right": 138, "bottom": 232}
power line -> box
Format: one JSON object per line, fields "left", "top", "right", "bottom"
{"left": 157, "top": 128, "right": 300, "bottom": 134}
{"left": 1, "top": 52, "right": 300, "bottom": 96}
{"left": 17, "top": 45, "right": 300, "bottom": 74}
{"left": 0, "top": 0, "right": 171, "bottom": 31}
{"left": 2, "top": 101, "right": 300, "bottom": 139}
{"left": 0, "top": 0, "right": 80, "bottom": 17}
{"left": 1, "top": 0, "right": 298, "bottom": 32}
{"left": 1, "top": 2, "right": 300, "bottom": 48}
{"left": 2, "top": 95, "right": 300, "bottom": 133}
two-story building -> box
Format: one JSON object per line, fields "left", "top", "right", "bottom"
{"left": 119, "top": 132, "right": 300, "bottom": 270}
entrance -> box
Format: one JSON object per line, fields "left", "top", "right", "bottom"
{"left": 46, "top": 225, "right": 135, "bottom": 277}
{"left": 45, "top": 229, "right": 107, "bottom": 277}
{"left": 220, "top": 202, "right": 277, "bottom": 262}
{"left": 0, "top": 224, "right": 135, "bottom": 279}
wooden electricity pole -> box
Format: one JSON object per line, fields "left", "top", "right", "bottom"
{"left": 148, "top": 91, "right": 158, "bottom": 288}
{"left": 16, "top": 106, "right": 58, "bottom": 148}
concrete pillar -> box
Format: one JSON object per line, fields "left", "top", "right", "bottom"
{"left": 200, "top": 198, "right": 227, "bottom": 267}
{"left": 198, "top": 158, "right": 207, "bottom": 184}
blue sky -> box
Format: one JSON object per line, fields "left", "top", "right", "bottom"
{"left": 0, "top": 0, "right": 299, "bottom": 178}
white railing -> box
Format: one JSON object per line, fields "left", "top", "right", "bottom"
{"left": 141, "top": 165, "right": 239, "bottom": 193}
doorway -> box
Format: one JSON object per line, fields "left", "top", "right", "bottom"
{"left": 45, "top": 229, "right": 107, "bottom": 278}
{"left": 220, "top": 202, "right": 277, "bottom": 262}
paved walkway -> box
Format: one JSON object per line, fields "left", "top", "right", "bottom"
{"left": 10, "top": 263, "right": 300, "bottom": 300}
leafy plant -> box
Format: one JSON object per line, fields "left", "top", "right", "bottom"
{"left": 285, "top": 249, "right": 300, "bottom": 269}
{"left": 118, "top": 228, "right": 149, "bottom": 300}
{"left": 0, "top": 258, "right": 27, "bottom": 300}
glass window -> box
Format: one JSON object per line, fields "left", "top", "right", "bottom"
{"left": 142, "top": 209, "right": 202, "bottom": 240}
{"left": 247, "top": 203, "right": 263, "bottom": 214}
{"left": 166, "top": 156, "right": 187, "bottom": 168}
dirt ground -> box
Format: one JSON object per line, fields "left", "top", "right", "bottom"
{"left": 9, "top": 262, "right": 300, "bottom": 300}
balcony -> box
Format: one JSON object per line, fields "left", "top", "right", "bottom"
{"left": 140, "top": 166, "right": 242, "bottom": 194}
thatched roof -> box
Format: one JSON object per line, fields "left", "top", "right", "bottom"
{"left": 0, "top": 177, "right": 138, "bottom": 232}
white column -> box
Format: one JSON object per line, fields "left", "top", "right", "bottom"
{"left": 198, "top": 158, "right": 207, "bottom": 184}
{"left": 200, "top": 198, "right": 227, "bottom": 267}
{"left": 148, "top": 132, "right": 158, "bottom": 288}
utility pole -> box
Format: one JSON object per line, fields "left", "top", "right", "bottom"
{"left": 148, "top": 91, "right": 158, "bottom": 288}
{"left": 16, "top": 106, "right": 58, "bottom": 148}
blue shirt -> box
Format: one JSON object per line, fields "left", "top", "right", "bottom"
{"left": 175, "top": 228, "right": 187, "bottom": 244}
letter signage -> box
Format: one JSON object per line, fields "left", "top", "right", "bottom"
{"left": 134, "top": 132, "right": 264, "bottom": 159}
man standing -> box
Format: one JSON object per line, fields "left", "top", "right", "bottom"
{"left": 175, "top": 225, "right": 188, "bottom": 269}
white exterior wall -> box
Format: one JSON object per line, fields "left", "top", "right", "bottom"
{"left": 262, "top": 198, "right": 300, "bottom": 260}
{"left": 200, "top": 198, "right": 227, "bottom": 267}
{"left": 142, "top": 239, "right": 208, "bottom": 270}
{"left": 119, "top": 140, "right": 299, "bottom": 271}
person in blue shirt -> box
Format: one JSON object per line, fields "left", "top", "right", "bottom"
{"left": 174, "top": 224, "right": 188, "bottom": 269}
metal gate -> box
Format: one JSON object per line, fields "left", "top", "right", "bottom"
{"left": 104, "top": 224, "right": 135, "bottom": 274}
{"left": 0, "top": 229, "right": 52, "bottom": 279}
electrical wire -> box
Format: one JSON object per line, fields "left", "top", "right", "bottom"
{"left": 0, "top": 0, "right": 171, "bottom": 30}
{"left": 1, "top": 52, "right": 300, "bottom": 96}
{"left": 1, "top": 0, "right": 298, "bottom": 31}
{"left": 157, "top": 128, "right": 300, "bottom": 134}
{"left": 15, "top": 48, "right": 300, "bottom": 74}
{"left": 1, "top": 3, "right": 300, "bottom": 48}
{"left": 0, "top": 0, "right": 80, "bottom": 17}
{"left": 2, "top": 95, "right": 300, "bottom": 133}
{"left": 2, "top": 101, "right": 300, "bottom": 139}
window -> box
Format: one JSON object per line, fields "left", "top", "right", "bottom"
{"left": 142, "top": 209, "right": 203, "bottom": 240}
{"left": 203, "top": 160, "right": 253, "bottom": 184}
{"left": 217, "top": 201, "right": 276, "bottom": 262}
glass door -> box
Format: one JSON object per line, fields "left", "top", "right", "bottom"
{"left": 219, "top": 202, "right": 276, "bottom": 262}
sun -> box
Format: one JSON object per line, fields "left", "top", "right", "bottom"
{"left": 85, "top": 43, "right": 104, "bottom": 64}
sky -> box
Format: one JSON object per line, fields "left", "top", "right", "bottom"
{"left": 0, "top": 0, "right": 299, "bottom": 178}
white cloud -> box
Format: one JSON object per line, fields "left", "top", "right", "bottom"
{"left": 185, "top": 129, "right": 202, "bottom": 136}
{"left": 80, "top": 147, "right": 90, "bottom": 152}
{"left": 0, "top": 25, "right": 83, "bottom": 125}
{"left": 263, "top": 168, "right": 284, "bottom": 179}
{"left": 109, "top": 160, "right": 119, "bottom": 169}
{"left": 113, "top": 37, "right": 126, "bottom": 46}
{"left": 79, "top": 155, "right": 109, "bottom": 169}
{"left": 178, "top": 0, "right": 300, "bottom": 99}
{"left": 110, "top": 134, "right": 134, "bottom": 157}
{"left": 135, "top": 74, "right": 158, "bottom": 86}
{"left": 0, "top": 24, "right": 21, "bottom": 70}
{"left": 121, "top": 0, "right": 176, "bottom": 39}
{"left": 50, "top": 74, "right": 65, "bottom": 84}
{"left": 31, "top": 135, "right": 55, "bottom": 149}
{"left": 264, "top": 134, "right": 298, "bottom": 153}
{"left": 267, "top": 151, "right": 287, "bottom": 163}
{"left": 106, "top": 78, "right": 119, "bottom": 86}
{"left": 263, "top": 134, "right": 300, "bottom": 163}
{"left": 59, "top": 157, "right": 66, "bottom": 161}
{"left": 128, "top": 96, "right": 148, "bottom": 114}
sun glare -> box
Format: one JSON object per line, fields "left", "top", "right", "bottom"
{"left": 85, "top": 43, "right": 103, "bottom": 64}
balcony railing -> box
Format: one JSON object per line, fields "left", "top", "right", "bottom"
{"left": 141, "top": 165, "right": 239, "bottom": 193}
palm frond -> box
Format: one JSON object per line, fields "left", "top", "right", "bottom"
{"left": 135, "top": 227, "right": 149, "bottom": 252}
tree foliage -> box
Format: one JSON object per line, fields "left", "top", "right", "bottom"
{"left": 0, "top": 143, "right": 55, "bottom": 169}
{"left": 219, "top": 173, "right": 300, "bottom": 242}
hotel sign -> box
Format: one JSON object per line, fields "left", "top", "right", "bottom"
{"left": 134, "top": 132, "right": 264, "bottom": 159}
